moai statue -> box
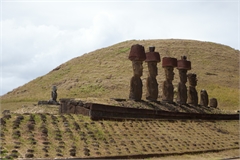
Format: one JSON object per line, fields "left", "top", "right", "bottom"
{"left": 200, "top": 89, "right": 209, "bottom": 107}
{"left": 209, "top": 98, "right": 218, "bottom": 108}
{"left": 176, "top": 56, "right": 191, "bottom": 105}
{"left": 187, "top": 73, "right": 198, "bottom": 106}
{"left": 145, "top": 46, "right": 160, "bottom": 101}
{"left": 51, "top": 85, "right": 58, "bottom": 102}
{"left": 162, "top": 57, "right": 177, "bottom": 103}
{"left": 129, "top": 44, "right": 146, "bottom": 101}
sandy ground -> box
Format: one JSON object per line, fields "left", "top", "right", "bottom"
{"left": 150, "top": 149, "right": 240, "bottom": 160}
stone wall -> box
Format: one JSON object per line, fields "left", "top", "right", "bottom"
{"left": 59, "top": 99, "right": 89, "bottom": 116}
{"left": 59, "top": 99, "right": 238, "bottom": 121}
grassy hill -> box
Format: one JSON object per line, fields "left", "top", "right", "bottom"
{"left": 1, "top": 39, "right": 239, "bottom": 159}
{"left": 1, "top": 39, "right": 239, "bottom": 111}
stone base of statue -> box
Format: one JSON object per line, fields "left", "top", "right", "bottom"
{"left": 38, "top": 100, "right": 60, "bottom": 105}
{"left": 129, "top": 76, "right": 143, "bottom": 101}
{"left": 48, "top": 100, "right": 60, "bottom": 105}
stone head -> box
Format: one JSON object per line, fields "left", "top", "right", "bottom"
{"left": 52, "top": 86, "right": 57, "bottom": 92}
{"left": 187, "top": 73, "right": 197, "bottom": 86}
{"left": 200, "top": 89, "right": 208, "bottom": 99}
{"left": 209, "top": 98, "right": 218, "bottom": 108}
{"left": 147, "top": 61, "right": 158, "bottom": 77}
{"left": 132, "top": 61, "right": 143, "bottom": 77}
{"left": 179, "top": 69, "right": 187, "bottom": 84}
{"left": 201, "top": 89, "right": 207, "bottom": 95}
{"left": 164, "top": 67, "right": 174, "bottom": 81}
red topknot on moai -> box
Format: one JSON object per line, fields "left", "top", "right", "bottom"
{"left": 176, "top": 56, "right": 191, "bottom": 105}
{"left": 129, "top": 44, "right": 146, "bottom": 101}
{"left": 162, "top": 56, "right": 177, "bottom": 103}
{"left": 145, "top": 46, "right": 160, "bottom": 101}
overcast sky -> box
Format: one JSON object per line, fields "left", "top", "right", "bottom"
{"left": 1, "top": 0, "right": 239, "bottom": 95}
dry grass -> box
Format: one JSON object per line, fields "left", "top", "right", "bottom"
{"left": 1, "top": 113, "right": 239, "bottom": 159}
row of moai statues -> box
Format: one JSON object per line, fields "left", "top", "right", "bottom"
{"left": 128, "top": 44, "right": 218, "bottom": 108}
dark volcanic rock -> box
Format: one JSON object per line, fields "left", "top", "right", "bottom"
{"left": 25, "top": 153, "right": 34, "bottom": 158}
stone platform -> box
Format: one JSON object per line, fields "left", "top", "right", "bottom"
{"left": 59, "top": 99, "right": 239, "bottom": 121}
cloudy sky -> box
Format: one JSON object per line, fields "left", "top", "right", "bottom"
{"left": 1, "top": 0, "right": 239, "bottom": 95}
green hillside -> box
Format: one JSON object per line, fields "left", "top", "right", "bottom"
{"left": 1, "top": 39, "right": 239, "bottom": 111}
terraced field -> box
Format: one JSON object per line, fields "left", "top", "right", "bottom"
{"left": 0, "top": 113, "right": 239, "bottom": 159}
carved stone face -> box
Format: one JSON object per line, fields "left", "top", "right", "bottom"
{"left": 188, "top": 74, "right": 197, "bottom": 86}
{"left": 179, "top": 69, "right": 187, "bottom": 84}
{"left": 132, "top": 61, "right": 143, "bottom": 77}
{"left": 52, "top": 86, "right": 57, "bottom": 91}
{"left": 147, "top": 62, "right": 158, "bottom": 77}
{"left": 164, "top": 67, "right": 174, "bottom": 81}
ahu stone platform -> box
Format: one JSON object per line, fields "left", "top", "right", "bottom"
{"left": 59, "top": 99, "right": 239, "bottom": 121}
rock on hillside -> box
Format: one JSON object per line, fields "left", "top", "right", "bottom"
{"left": 1, "top": 39, "right": 239, "bottom": 110}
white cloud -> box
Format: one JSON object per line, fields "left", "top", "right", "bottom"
{"left": 1, "top": 10, "right": 132, "bottom": 94}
